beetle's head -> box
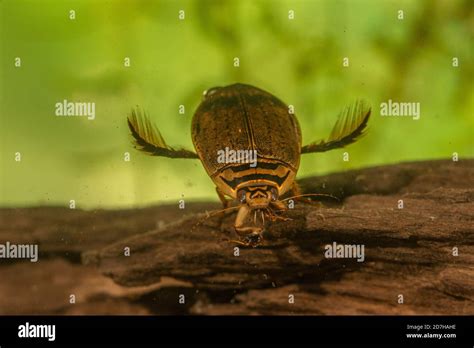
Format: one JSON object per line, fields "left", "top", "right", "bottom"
{"left": 237, "top": 185, "right": 278, "bottom": 209}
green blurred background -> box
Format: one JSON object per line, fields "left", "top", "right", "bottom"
{"left": 1, "top": 0, "right": 472, "bottom": 209}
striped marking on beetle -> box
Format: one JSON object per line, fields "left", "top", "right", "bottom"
{"left": 212, "top": 159, "right": 294, "bottom": 196}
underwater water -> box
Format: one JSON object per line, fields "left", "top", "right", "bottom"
{"left": 1, "top": 0, "right": 472, "bottom": 209}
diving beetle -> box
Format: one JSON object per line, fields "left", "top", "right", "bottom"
{"left": 127, "top": 83, "right": 370, "bottom": 245}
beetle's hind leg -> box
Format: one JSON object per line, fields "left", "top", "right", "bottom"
{"left": 127, "top": 107, "right": 199, "bottom": 158}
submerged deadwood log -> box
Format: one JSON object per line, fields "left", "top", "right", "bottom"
{"left": 81, "top": 159, "right": 474, "bottom": 315}
{"left": 0, "top": 159, "right": 472, "bottom": 314}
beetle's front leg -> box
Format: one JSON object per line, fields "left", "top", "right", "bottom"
{"left": 270, "top": 200, "right": 287, "bottom": 212}
{"left": 234, "top": 205, "right": 263, "bottom": 246}
{"left": 214, "top": 187, "right": 235, "bottom": 230}
{"left": 234, "top": 205, "right": 262, "bottom": 235}
{"left": 268, "top": 200, "right": 292, "bottom": 222}
{"left": 215, "top": 187, "right": 231, "bottom": 208}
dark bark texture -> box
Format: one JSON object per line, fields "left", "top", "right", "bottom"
{"left": 1, "top": 159, "right": 473, "bottom": 315}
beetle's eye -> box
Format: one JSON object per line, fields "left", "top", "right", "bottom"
{"left": 271, "top": 189, "right": 277, "bottom": 201}
{"left": 239, "top": 192, "right": 246, "bottom": 203}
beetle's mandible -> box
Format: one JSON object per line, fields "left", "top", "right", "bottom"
{"left": 127, "top": 83, "right": 371, "bottom": 246}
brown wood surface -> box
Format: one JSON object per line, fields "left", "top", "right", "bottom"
{"left": 0, "top": 159, "right": 472, "bottom": 315}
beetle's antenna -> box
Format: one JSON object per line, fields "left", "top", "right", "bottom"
{"left": 191, "top": 205, "right": 240, "bottom": 232}
{"left": 281, "top": 193, "right": 340, "bottom": 202}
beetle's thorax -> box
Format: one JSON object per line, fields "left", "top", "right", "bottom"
{"left": 210, "top": 158, "right": 297, "bottom": 201}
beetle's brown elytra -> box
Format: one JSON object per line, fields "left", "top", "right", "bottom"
{"left": 193, "top": 84, "right": 301, "bottom": 206}
{"left": 127, "top": 83, "right": 371, "bottom": 246}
